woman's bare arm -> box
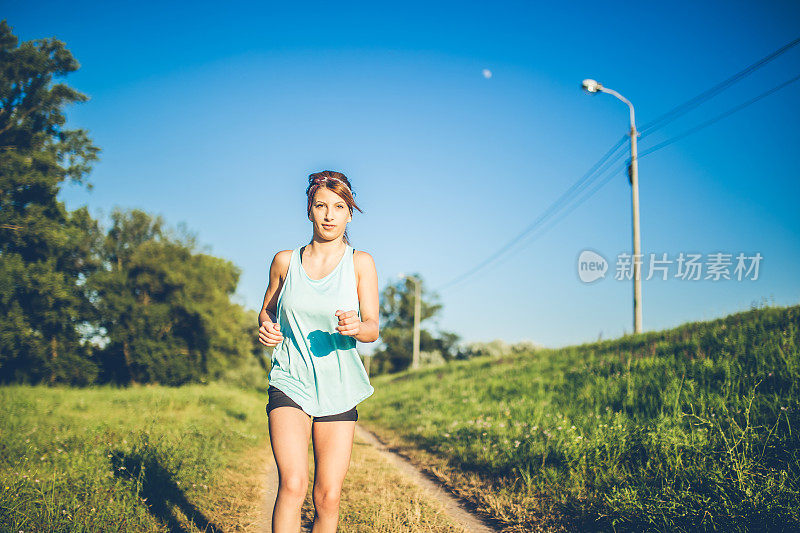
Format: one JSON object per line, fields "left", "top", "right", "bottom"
{"left": 352, "top": 250, "right": 380, "bottom": 343}
{"left": 258, "top": 249, "right": 291, "bottom": 327}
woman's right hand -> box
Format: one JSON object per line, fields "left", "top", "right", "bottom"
{"left": 258, "top": 321, "right": 284, "bottom": 347}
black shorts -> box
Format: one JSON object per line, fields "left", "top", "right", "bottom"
{"left": 266, "top": 385, "right": 358, "bottom": 422}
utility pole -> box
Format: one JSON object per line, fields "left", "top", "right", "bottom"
{"left": 398, "top": 273, "right": 422, "bottom": 369}
{"left": 582, "top": 79, "right": 644, "bottom": 333}
{"left": 412, "top": 276, "right": 421, "bottom": 369}
{"left": 628, "top": 115, "right": 643, "bottom": 334}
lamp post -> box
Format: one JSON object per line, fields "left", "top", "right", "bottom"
{"left": 397, "top": 273, "right": 421, "bottom": 369}
{"left": 582, "top": 79, "right": 643, "bottom": 334}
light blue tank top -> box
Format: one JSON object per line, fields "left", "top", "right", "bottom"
{"left": 267, "top": 243, "right": 375, "bottom": 416}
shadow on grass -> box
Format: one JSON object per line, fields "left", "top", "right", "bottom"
{"left": 109, "top": 438, "right": 223, "bottom": 533}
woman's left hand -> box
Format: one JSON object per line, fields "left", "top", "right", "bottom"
{"left": 335, "top": 310, "right": 361, "bottom": 337}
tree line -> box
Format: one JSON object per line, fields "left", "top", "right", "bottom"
{"left": 0, "top": 20, "right": 260, "bottom": 386}
{"left": 0, "top": 19, "right": 541, "bottom": 386}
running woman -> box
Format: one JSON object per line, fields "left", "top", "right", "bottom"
{"left": 257, "top": 170, "right": 379, "bottom": 533}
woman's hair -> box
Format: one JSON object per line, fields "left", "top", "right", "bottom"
{"left": 306, "top": 170, "right": 363, "bottom": 245}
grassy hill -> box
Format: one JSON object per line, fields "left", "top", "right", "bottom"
{"left": 0, "top": 382, "right": 267, "bottom": 531}
{"left": 360, "top": 303, "right": 800, "bottom": 532}
{"left": 0, "top": 367, "right": 468, "bottom": 532}
{"left": 2, "top": 303, "right": 797, "bottom": 532}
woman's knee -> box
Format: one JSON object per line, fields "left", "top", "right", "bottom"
{"left": 278, "top": 474, "right": 308, "bottom": 500}
{"left": 312, "top": 487, "right": 341, "bottom": 513}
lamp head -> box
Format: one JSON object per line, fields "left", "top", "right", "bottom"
{"left": 581, "top": 79, "right": 602, "bottom": 93}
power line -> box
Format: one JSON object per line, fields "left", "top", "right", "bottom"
{"left": 469, "top": 157, "right": 631, "bottom": 281}
{"left": 436, "top": 144, "right": 630, "bottom": 292}
{"left": 435, "top": 135, "right": 628, "bottom": 291}
{"left": 638, "top": 36, "right": 800, "bottom": 137}
{"left": 434, "top": 37, "right": 800, "bottom": 293}
{"left": 449, "top": 71, "right": 800, "bottom": 287}
{"left": 436, "top": 69, "right": 800, "bottom": 293}
{"left": 639, "top": 72, "right": 800, "bottom": 158}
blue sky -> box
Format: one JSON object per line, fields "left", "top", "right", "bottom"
{"left": 5, "top": 0, "right": 800, "bottom": 351}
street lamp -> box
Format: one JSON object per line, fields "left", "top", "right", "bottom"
{"left": 581, "top": 79, "right": 643, "bottom": 334}
{"left": 397, "top": 272, "right": 422, "bottom": 369}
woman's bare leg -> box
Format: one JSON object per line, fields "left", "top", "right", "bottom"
{"left": 310, "top": 420, "right": 356, "bottom": 533}
{"left": 269, "top": 406, "right": 313, "bottom": 533}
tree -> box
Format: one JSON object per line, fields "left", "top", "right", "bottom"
{"left": 0, "top": 19, "right": 101, "bottom": 384}
{"left": 370, "top": 274, "right": 461, "bottom": 374}
{"left": 86, "top": 208, "right": 259, "bottom": 385}
{"left": 0, "top": 21, "right": 262, "bottom": 386}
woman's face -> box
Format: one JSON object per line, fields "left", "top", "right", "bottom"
{"left": 308, "top": 187, "right": 351, "bottom": 240}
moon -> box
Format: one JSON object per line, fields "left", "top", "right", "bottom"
{"left": 482, "top": 69, "right": 492, "bottom": 79}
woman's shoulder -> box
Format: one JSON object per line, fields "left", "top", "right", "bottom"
{"left": 352, "top": 249, "right": 376, "bottom": 272}
{"left": 270, "top": 249, "right": 294, "bottom": 276}
{"left": 352, "top": 247, "right": 373, "bottom": 259}
{"left": 273, "top": 248, "right": 294, "bottom": 262}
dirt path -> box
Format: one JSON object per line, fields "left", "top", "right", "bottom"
{"left": 256, "top": 422, "right": 499, "bottom": 532}
{"left": 354, "top": 424, "right": 499, "bottom": 533}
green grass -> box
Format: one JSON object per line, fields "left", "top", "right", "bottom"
{"left": 3, "top": 304, "right": 798, "bottom": 532}
{"left": 0, "top": 382, "right": 265, "bottom": 532}
{"left": 0, "top": 355, "right": 468, "bottom": 533}
{"left": 360, "top": 304, "right": 800, "bottom": 532}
